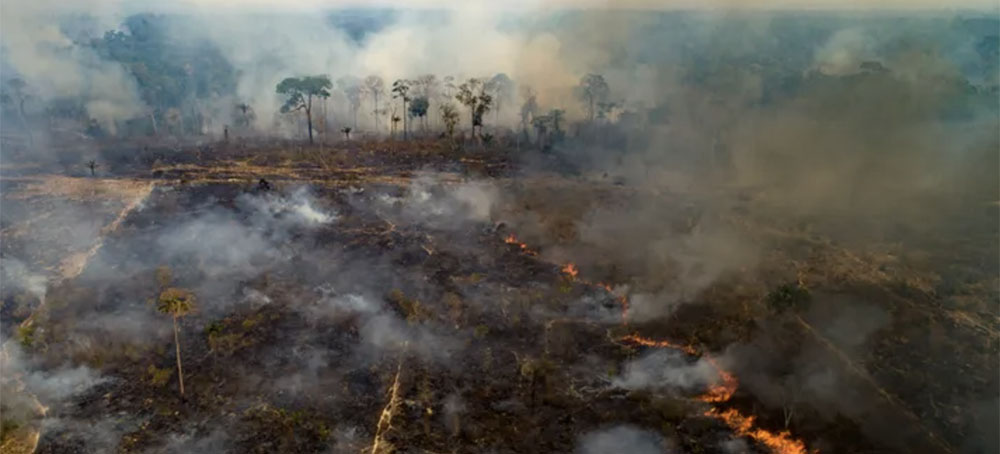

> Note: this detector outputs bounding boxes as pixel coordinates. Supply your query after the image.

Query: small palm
[158,288,195,317]
[156,287,195,397]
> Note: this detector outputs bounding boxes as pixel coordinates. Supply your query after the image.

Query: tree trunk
[306,95,314,144]
[149,112,158,135]
[373,94,380,133]
[173,315,185,397]
[18,100,33,146]
[403,100,407,140]
[306,109,312,145]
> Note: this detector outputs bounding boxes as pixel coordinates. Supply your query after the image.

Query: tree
[276,75,332,144]
[519,86,538,135]
[234,102,255,130]
[364,75,385,134]
[596,101,618,121]
[455,78,492,138]
[1,78,33,145]
[156,287,196,397]
[390,106,401,138]
[391,79,412,140]
[549,109,565,139]
[485,73,514,125]
[441,76,456,99]
[440,103,459,138]
[337,76,363,130]
[532,114,550,150]
[575,73,610,123]
[409,96,430,132]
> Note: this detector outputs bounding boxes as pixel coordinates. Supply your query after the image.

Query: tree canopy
[277,76,332,114]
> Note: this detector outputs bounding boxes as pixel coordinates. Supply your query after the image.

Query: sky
[157,0,999,11]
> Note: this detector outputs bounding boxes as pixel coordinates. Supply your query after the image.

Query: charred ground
[1,138,997,454]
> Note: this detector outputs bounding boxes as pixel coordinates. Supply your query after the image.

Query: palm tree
[157,288,196,397]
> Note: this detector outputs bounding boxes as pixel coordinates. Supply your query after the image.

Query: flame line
[508,237,812,454]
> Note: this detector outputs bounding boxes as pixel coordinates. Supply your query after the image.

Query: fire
[499,231,812,454]
[620,333,811,453]
[620,333,697,356]
[561,263,579,279]
[504,234,537,256]
[698,363,738,403]
[706,408,809,454]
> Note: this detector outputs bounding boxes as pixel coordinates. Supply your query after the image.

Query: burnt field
[1,141,996,454]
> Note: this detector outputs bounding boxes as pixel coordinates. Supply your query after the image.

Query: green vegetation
[276,76,333,144]
[146,365,173,387]
[16,324,37,348]
[155,287,196,397]
[766,282,812,313]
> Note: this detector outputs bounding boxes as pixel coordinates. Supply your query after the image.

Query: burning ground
[0,141,996,454]
[0,2,997,452]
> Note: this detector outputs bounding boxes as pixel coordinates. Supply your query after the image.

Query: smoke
[1,257,49,301]
[612,349,721,393]
[813,28,878,75]
[575,425,672,454]
[374,173,499,229]
[0,342,109,451]
[239,186,338,226]
[0,0,147,133]
[153,429,231,454]
[1,342,106,404]
[38,417,125,454]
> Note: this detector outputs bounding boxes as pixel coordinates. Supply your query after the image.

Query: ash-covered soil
[2,143,997,454]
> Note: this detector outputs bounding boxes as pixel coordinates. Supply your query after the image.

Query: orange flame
[562,263,579,279]
[698,362,738,403]
[499,231,811,454]
[504,234,537,256]
[705,408,809,454]
[620,333,698,356]
[620,334,810,453]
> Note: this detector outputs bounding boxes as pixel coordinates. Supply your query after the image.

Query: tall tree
[455,78,492,138]
[440,103,459,138]
[519,86,538,136]
[409,96,430,132]
[276,75,332,144]
[234,102,255,130]
[415,74,438,127]
[156,287,195,397]
[337,76,363,130]
[549,109,565,139]
[532,114,550,149]
[1,78,33,145]
[486,73,514,124]
[364,75,385,134]
[575,74,610,123]
[391,79,412,140]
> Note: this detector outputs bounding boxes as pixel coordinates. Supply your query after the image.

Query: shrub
[766,283,811,313]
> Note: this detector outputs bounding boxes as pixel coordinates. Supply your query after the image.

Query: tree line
[274,72,615,145]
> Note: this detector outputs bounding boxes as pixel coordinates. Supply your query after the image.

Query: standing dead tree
[365,75,386,135]
[391,79,412,140]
